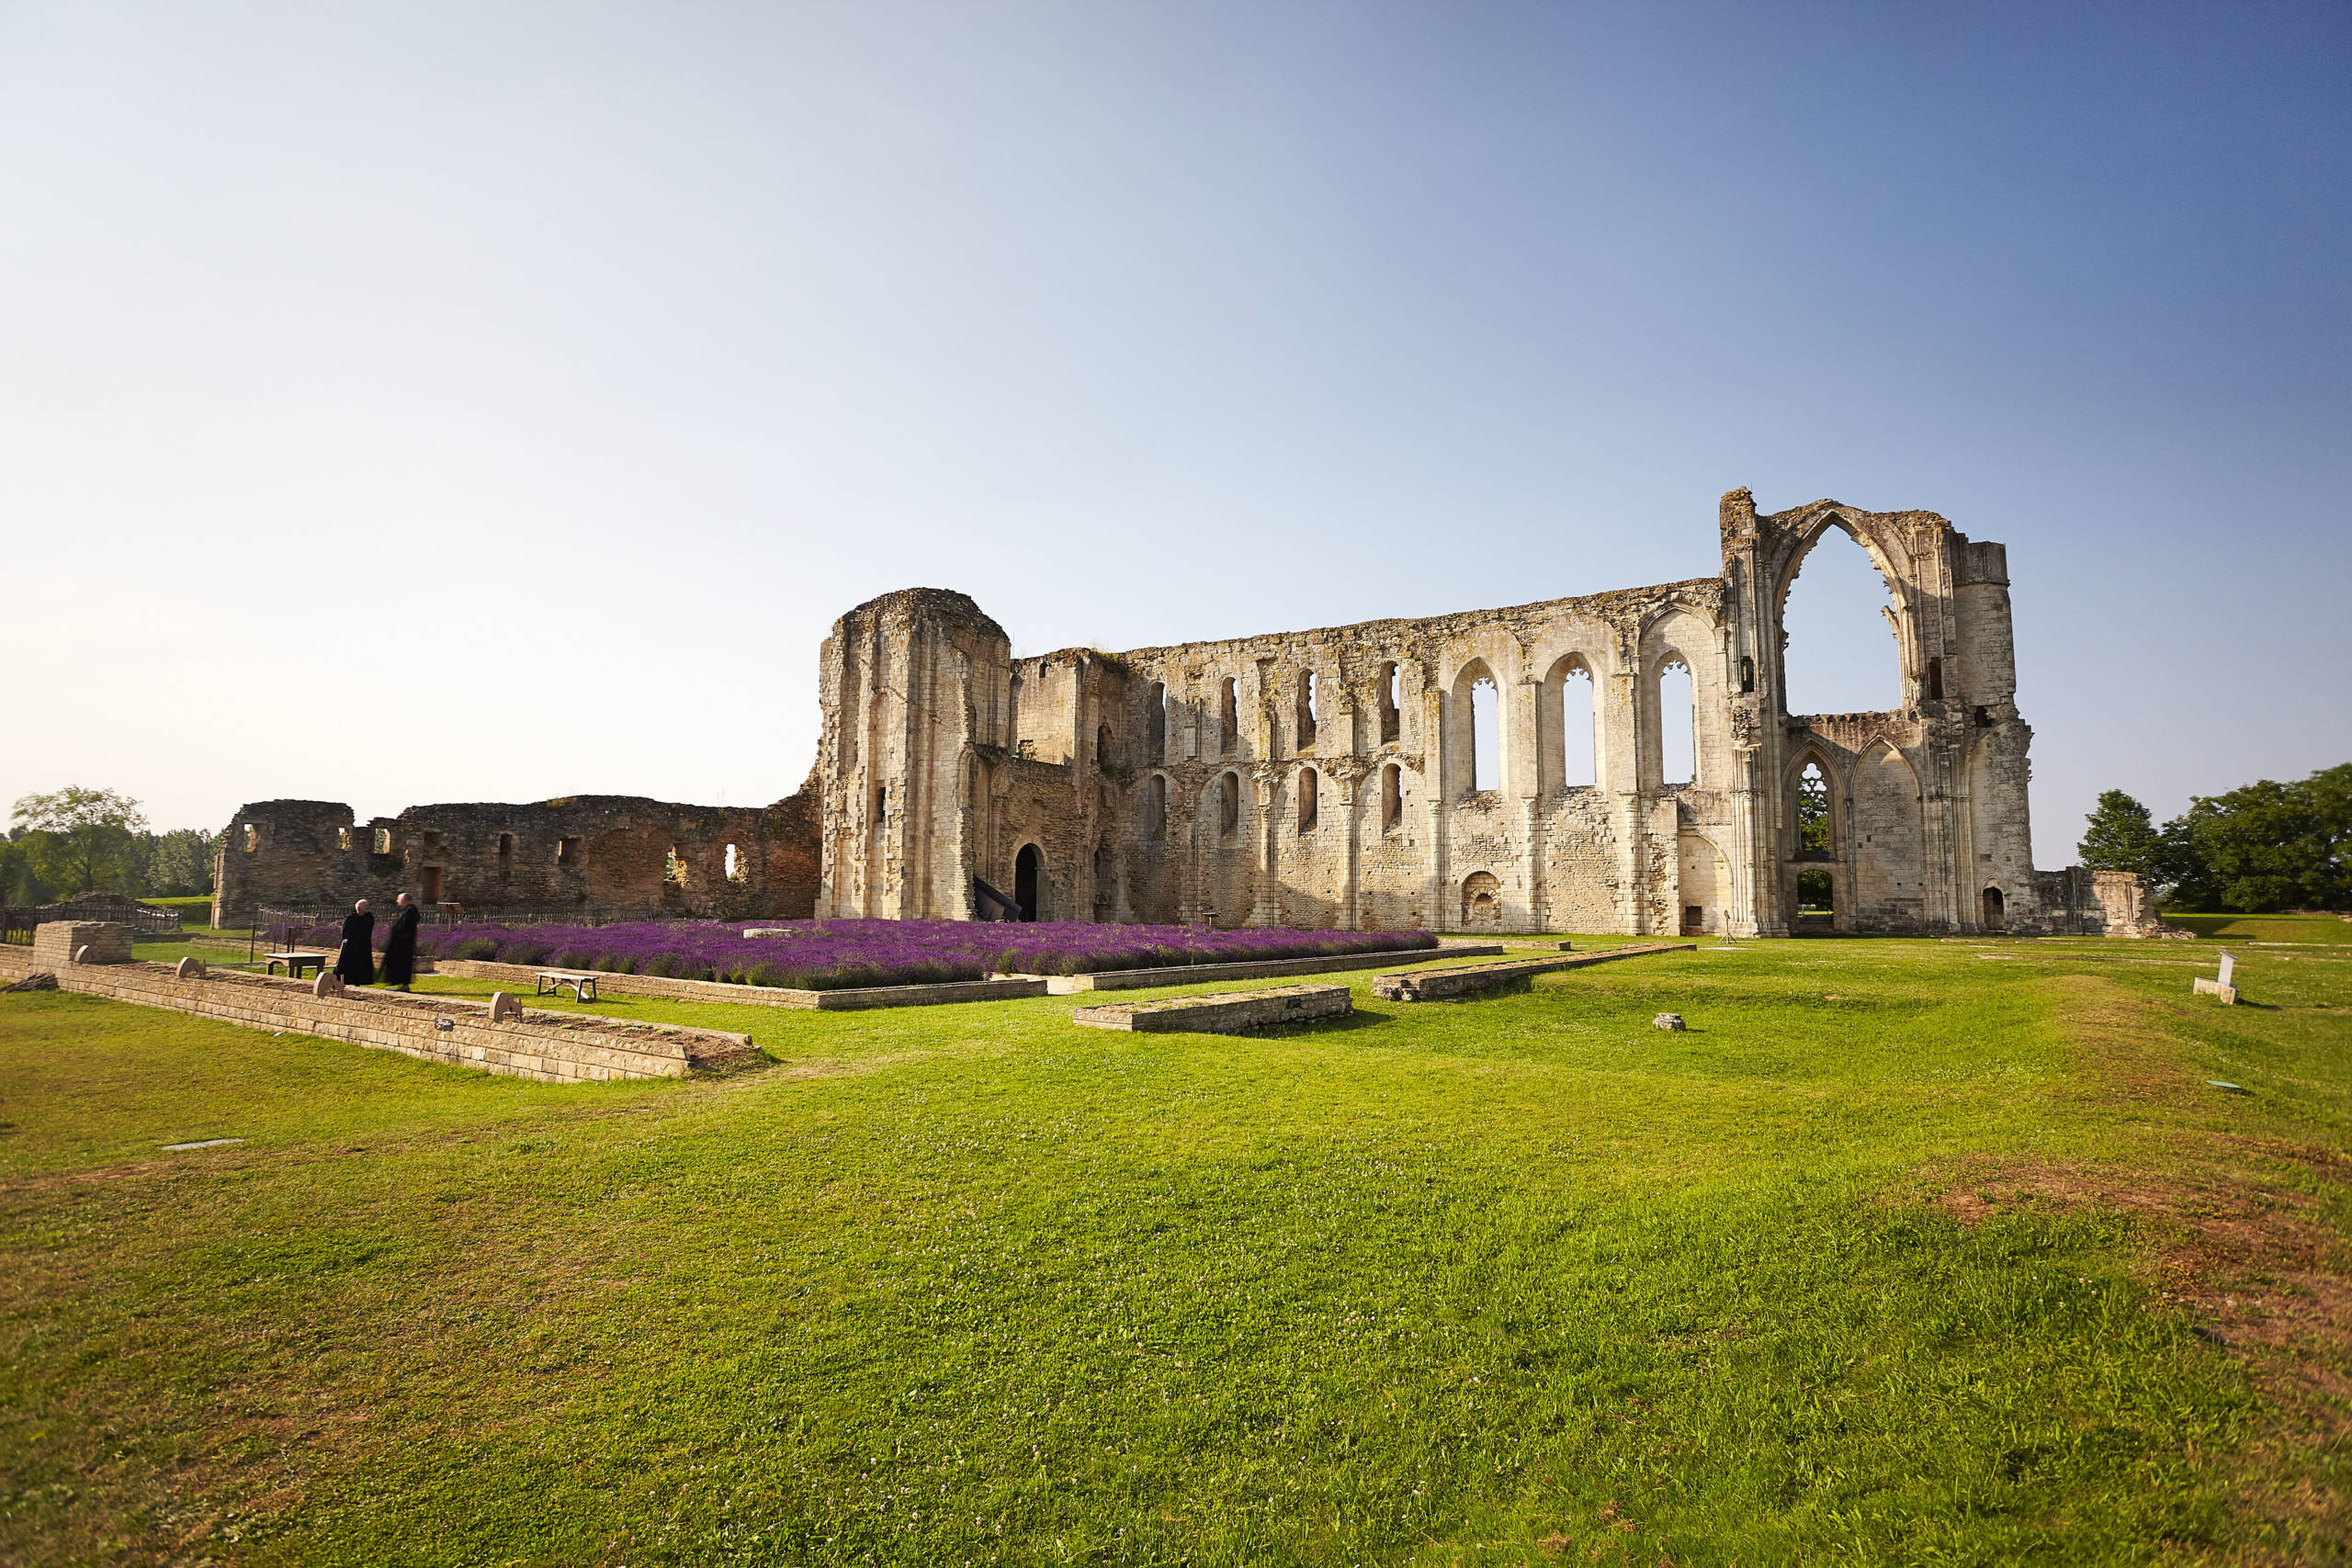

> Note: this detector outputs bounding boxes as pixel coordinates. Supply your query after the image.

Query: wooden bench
[265,950,332,980]
[536,970,601,1002]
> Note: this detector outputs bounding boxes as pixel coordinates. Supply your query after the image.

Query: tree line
[2078,762,2349,913]
[3,786,217,906]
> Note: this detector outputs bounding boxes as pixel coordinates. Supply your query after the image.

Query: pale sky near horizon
[6,2,2347,863]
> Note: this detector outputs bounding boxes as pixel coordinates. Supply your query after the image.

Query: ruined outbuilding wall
[213,783,820,926]
[819,489,2148,938]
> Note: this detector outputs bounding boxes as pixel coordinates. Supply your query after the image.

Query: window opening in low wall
[1794,761,1831,857]
[243,825,258,852]
[337,827,351,851]
[663,848,685,886]
[724,843,742,882]
[557,836,580,865]
[1296,768,1317,833]
[1382,763,1403,831]
[372,828,392,855]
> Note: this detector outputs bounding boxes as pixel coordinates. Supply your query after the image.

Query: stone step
[1070,984,1352,1034]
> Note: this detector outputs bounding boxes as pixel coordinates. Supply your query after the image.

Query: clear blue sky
[6,2,2346,864]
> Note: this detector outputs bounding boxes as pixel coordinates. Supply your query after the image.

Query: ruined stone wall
[213,784,820,927]
[816,489,2145,938]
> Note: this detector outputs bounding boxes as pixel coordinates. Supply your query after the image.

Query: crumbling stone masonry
[213,784,820,927]
[817,490,2162,937]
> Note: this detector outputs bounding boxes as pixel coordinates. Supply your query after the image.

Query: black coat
[334,910,377,986]
[381,904,421,984]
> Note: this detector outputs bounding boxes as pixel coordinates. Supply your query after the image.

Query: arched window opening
[1740,656,1756,694]
[1926,657,1944,701]
[1145,682,1166,763]
[1547,660,1596,788]
[1659,657,1695,785]
[1381,763,1403,831]
[1296,768,1317,833]
[1461,872,1500,928]
[1007,673,1022,749]
[663,847,686,886]
[1379,661,1400,744]
[555,835,578,864]
[1781,523,1901,715]
[1297,671,1318,750]
[1014,844,1042,922]
[375,828,394,856]
[1096,723,1113,768]
[1471,676,1498,793]
[1794,761,1832,858]
[724,843,742,882]
[1147,774,1168,841]
[1219,677,1238,756]
[243,824,259,852]
[1218,773,1239,838]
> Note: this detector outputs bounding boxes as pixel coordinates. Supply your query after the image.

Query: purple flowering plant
[290,918,1437,991]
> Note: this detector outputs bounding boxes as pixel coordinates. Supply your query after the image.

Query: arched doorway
[1981,886,2006,932]
[1014,844,1042,923]
[1461,871,1500,928]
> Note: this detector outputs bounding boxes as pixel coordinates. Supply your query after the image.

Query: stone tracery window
[1794,761,1831,858]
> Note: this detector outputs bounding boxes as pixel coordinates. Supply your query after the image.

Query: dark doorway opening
[1014,845,1042,922]
[1982,886,2006,932]
[1093,843,1114,921]
[422,866,443,904]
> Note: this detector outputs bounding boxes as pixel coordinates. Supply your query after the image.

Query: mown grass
[2159,911,2352,945]
[3,938,2347,1565]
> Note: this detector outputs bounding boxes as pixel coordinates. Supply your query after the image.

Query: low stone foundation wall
[433,959,1047,1010]
[32,921,133,967]
[1372,942,1695,1001]
[1070,984,1352,1034]
[0,943,756,1082]
[1040,944,1503,994]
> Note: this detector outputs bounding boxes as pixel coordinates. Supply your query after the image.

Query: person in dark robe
[380,891,422,991]
[334,898,377,986]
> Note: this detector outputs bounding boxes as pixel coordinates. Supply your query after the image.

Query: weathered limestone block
[1371,942,1694,1001]
[32,922,132,967]
[1070,984,1351,1033]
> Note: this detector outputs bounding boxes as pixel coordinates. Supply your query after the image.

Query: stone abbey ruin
[219,488,2159,938]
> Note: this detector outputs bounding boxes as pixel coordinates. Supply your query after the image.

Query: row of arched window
[1131,661,1408,767]
[1136,762,1412,840]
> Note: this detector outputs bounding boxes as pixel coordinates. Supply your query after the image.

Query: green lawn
[3,938,2347,1564]
[2159,911,2352,945]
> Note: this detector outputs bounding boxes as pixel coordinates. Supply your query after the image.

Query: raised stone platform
[1371,942,1696,1001]
[1070,984,1352,1034]
[434,958,1046,1010]
[1037,944,1501,994]
[0,940,756,1082]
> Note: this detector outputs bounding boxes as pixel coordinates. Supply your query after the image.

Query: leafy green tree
[2157,763,2349,912]
[0,832,51,905]
[2077,790,2163,877]
[10,786,147,897]
[139,828,220,897]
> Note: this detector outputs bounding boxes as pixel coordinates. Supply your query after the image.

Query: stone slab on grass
[1372,942,1696,1001]
[1071,984,1352,1034]
[435,958,1046,1010]
[1038,944,1502,994]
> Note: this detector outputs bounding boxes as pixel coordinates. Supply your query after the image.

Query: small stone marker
[311,969,344,998]
[175,955,206,980]
[490,991,522,1022]
[161,1137,244,1151]
[1653,1012,1686,1032]
[2192,952,2238,1005]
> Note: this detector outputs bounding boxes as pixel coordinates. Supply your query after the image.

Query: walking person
[334,898,377,987]
[381,891,422,991]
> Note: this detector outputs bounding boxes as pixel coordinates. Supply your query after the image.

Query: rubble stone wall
[818,489,2154,937]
